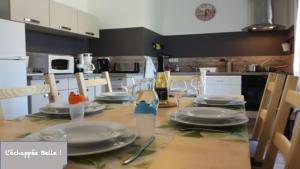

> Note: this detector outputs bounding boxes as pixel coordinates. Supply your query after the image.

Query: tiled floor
[247,117,285,169]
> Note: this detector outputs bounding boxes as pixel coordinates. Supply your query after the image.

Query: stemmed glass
[169,80,187,113]
[191,74,206,97]
[121,77,136,96]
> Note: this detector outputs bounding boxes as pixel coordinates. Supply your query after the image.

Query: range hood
[242,0,285,32]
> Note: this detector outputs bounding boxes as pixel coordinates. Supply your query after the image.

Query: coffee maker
[94,57,111,73]
[75,53,95,74]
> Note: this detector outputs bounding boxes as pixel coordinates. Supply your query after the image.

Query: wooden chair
[250,73,286,164]
[44,74,59,103]
[0,84,50,120]
[75,72,112,99]
[262,75,299,169]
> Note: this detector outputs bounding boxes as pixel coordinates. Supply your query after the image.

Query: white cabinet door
[86,87,95,101]
[58,90,69,103]
[29,80,49,114]
[50,1,78,33]
[94,77,103,96]
[10,0,50,27]
[68,78,78,90]
[30,94,50,114]
[205,76,241,95]
[78,11,99,38]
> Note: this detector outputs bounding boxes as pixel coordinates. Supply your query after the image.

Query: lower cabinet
[28,75,103,114]
[205,76,242,95]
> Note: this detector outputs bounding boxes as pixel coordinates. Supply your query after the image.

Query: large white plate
[179,107,240,120]
[170,112,249,127]
[67,130,136,156]
[23,121,134,145]
[40,102,106,115]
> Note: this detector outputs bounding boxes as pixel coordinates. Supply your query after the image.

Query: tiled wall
[166,55,293,73]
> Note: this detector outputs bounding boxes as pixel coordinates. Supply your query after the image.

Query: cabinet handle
[59,26,72,31]
[85,32,95,36]
[24,18,40,24]
[43,94,49,98]
[56,80,60,84]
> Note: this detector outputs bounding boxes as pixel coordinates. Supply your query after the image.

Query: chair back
[251,73,286,162]
[263,75,300,169]
[0,84,50,119]
[75,71,112,98]
[44,74,59,103]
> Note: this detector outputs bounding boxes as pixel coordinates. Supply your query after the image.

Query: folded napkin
[144,56,156,79]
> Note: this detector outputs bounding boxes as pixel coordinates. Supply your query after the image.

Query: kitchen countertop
[171,72,270,76]
[27,72,144,80]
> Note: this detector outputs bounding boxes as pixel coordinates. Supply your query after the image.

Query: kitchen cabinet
[10,0,50,27]
[205,76,242,95]
[78,11,100,38]
[28,75,103,114]
[50,1,78,33]
[0,0,100,38]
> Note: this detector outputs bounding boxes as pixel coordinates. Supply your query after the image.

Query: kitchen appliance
[247,64,266,72]
[0,19,28,119]
[242,75,268,110]
[113,62,140,73]
[94,57,110,73]
[76,53,95,74]
[242,0,285,31]
[28,53,74,74]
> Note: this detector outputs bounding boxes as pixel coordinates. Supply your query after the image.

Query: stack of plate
[40,102,106,116]
[95,92,135,103]
[22,121,137,156]
[170,107,248,127]
[193,95,246,108]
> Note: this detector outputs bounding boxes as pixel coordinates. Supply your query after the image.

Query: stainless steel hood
[242,0,285,32]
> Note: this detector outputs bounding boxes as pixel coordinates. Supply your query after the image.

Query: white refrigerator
[0,19,28,119]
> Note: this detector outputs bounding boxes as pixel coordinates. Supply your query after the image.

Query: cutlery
[123,136,155,165]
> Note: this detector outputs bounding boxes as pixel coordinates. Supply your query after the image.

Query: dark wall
[90,28,145,56]
[26,30,90,55]
[26,27,289,57]
[142,28,163,56]
[163,31,289,57]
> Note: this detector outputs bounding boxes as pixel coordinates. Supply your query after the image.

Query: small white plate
[40,103,106,115]
[179,107,240,120]
[170,112,249,127]
[196,95,241,105]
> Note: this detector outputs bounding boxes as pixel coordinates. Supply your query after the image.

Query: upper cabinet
[10,0,50,27]
[78,11,100,38]
[0,0,100,38]
[50,1,77,33]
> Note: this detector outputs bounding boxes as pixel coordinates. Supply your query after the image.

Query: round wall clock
[195,3,216,21]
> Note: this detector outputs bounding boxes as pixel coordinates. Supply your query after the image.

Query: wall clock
[195,3,216,21]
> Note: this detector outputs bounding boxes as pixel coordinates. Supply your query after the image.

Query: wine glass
[121,77,136,96]
[169,80,187,113]
[191,75,205,97]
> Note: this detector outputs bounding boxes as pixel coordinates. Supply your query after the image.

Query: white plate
[197,95,240,104]
[67,130,136,156]
[40,103,106,115]
[47,102,101,110]
[170,112,249,127]
[99,92,132,100]
[95,95,135,102]
[23,121,132,147]
[179,107,240,120]
[193,98,246,106]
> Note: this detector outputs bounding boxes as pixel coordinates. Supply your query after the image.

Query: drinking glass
[191,71,206,96]
[169,80,187,112]
[121,77,136,96]
[69,103,84,121]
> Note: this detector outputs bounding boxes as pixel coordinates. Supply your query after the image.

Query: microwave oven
[28,53,74,74]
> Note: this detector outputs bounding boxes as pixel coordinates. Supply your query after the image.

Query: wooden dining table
[0,92,251,169]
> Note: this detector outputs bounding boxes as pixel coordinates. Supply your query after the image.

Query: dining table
[0,91,251,169]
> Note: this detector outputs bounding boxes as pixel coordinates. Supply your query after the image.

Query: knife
[123,136,155,165]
